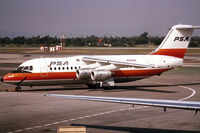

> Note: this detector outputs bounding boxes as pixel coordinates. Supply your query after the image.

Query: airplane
[1,24,200,91]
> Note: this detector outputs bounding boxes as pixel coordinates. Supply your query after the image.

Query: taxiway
[0,52,200,133]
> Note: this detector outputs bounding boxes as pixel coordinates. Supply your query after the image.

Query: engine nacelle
[91,70,112,81]
[76,70,92,79]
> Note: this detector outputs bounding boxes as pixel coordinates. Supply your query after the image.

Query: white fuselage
[2,54,183,86]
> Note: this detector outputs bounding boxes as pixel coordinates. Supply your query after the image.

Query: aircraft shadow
[104,82,200,92]
[21,82,200,93]
[71,123,199,133]
[21,85,174,93]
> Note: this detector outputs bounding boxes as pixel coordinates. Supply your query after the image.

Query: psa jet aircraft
[1,24,200,92]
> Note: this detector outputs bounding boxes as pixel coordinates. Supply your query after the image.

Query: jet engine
[76,70,92,79]
[91,70,112,81]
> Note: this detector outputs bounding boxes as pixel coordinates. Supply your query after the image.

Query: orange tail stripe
[151,49,187,58]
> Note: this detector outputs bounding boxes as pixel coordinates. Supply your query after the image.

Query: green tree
[135,32,149,44]
[13,36,26,46]
[0,37,12,46]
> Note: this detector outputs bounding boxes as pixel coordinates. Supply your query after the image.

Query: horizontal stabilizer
[176,25,200,30]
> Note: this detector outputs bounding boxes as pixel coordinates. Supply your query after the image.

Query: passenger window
[71,67,73,70]
[50,67,52,70]
[54,67,56,70]
[58,67,61,70]
[66,67,69,70]
[63,67,65,70]
[75,67,77,69]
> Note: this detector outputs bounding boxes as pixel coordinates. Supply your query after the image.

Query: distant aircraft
[1,24,200,91]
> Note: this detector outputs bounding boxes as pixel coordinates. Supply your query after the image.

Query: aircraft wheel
[87,83,100,89]
[103,86,111,90]
[15,86,21,92]
[96,82,101,88]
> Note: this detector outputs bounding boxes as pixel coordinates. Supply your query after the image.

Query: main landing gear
[15,86,21,92]
[87,81,112,89]
[87,83,100,89]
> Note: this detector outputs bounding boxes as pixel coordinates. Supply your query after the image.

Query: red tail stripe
[151,49,187,58]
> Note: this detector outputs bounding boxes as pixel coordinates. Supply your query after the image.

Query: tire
[87,83,100,89]
[15,86,21,92]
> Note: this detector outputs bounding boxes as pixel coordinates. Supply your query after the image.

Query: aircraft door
[147,58,154,76]
[40,59,48,77]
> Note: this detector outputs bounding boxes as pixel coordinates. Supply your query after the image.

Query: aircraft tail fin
[151,24,200,58]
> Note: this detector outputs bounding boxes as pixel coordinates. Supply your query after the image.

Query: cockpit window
[30,66,33,71]
[17,66,24,70]
[12,66,33,73]
[24,66,29,70]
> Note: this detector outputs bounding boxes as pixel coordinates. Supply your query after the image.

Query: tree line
[0,32,200,47]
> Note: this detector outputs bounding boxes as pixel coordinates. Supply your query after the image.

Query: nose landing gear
[15,76,27,92]
[15,86,21,92]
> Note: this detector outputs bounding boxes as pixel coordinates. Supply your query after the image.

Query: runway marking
[0,88,15,91]
[7,106,147,133]
[7,81,197,133]
[178,86,196,101]
[141,81,196,101]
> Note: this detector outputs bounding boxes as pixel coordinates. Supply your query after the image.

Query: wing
[82,57,154,68]
[45,94,200,114]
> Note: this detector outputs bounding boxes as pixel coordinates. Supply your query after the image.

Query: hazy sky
[0,0,200,37]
